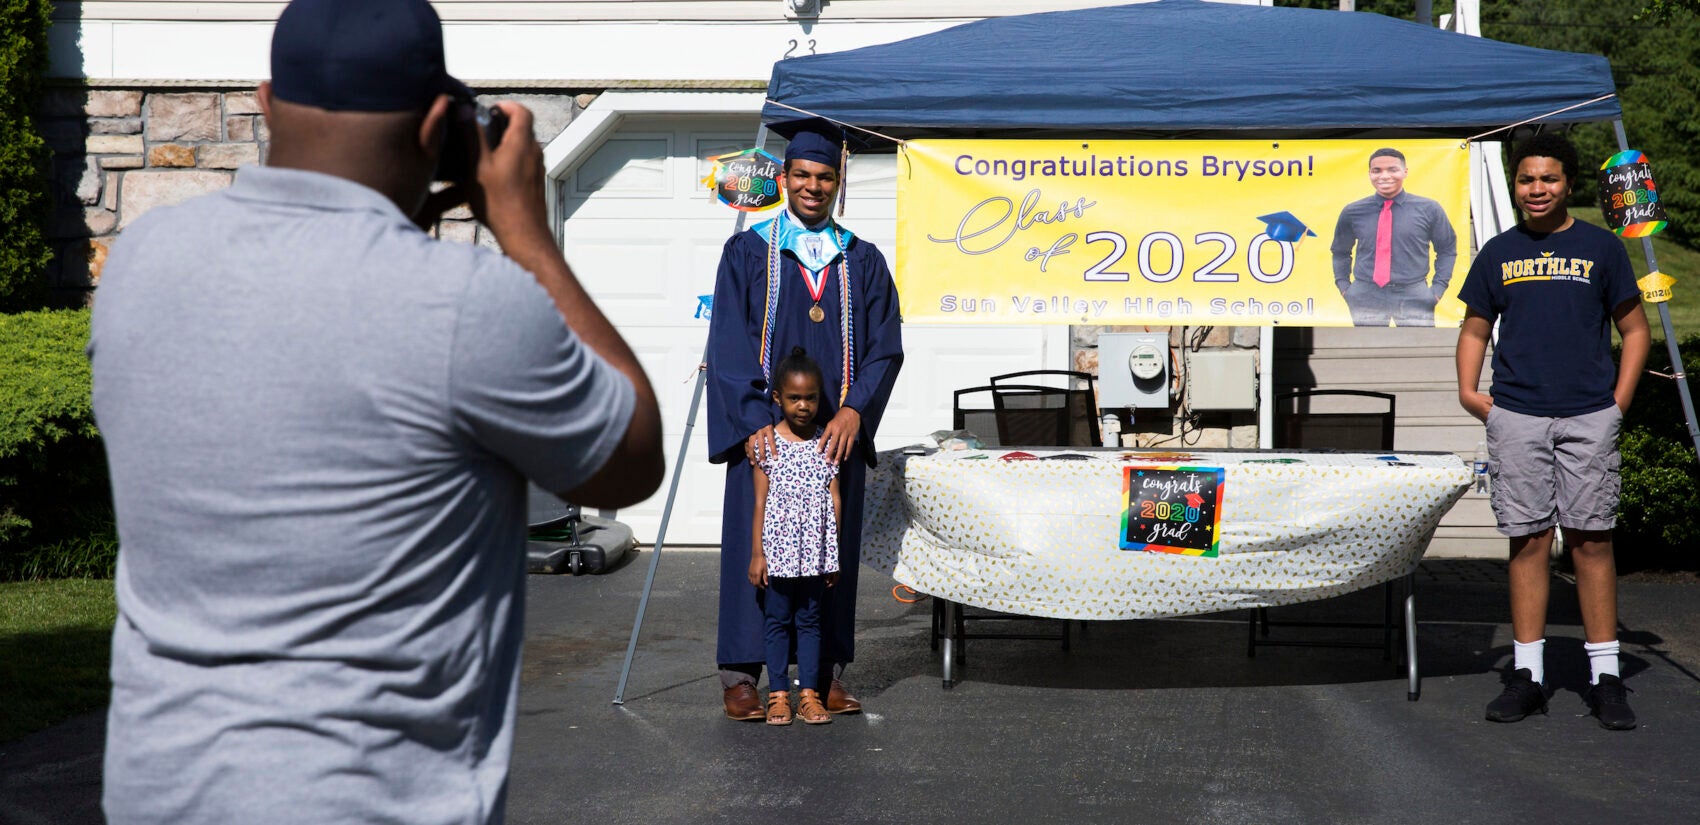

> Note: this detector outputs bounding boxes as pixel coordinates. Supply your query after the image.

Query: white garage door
[558,114,1065,544]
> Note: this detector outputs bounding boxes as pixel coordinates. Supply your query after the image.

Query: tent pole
[1258,327,1273,449]
[1611,119,1700,460]
[615,123,771,704]
[611,344,708,706]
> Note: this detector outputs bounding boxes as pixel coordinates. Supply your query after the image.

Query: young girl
[749,347,842,726]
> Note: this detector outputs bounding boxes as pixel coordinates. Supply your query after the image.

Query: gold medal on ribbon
[798,263,830,324]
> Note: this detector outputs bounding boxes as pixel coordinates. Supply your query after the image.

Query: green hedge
[1617,333,1700,570]
[0,308,114,579]
[0,0,55,311]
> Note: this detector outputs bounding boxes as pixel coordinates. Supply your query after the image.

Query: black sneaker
[1585,674,1637,730]
[1485,668,1548,722]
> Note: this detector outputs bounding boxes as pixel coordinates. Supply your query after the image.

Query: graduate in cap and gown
[705,121,904,720]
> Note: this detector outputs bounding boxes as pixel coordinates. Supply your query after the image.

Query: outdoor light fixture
[785,0,822,19]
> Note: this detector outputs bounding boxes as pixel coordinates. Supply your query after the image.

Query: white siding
[57,1,1248,24]
[1274,326,1500,558]
[49,1,1267,81]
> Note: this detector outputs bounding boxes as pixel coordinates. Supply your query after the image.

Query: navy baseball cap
[270,0,471,112]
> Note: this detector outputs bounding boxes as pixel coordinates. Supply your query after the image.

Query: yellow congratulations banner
[896,139,1473,327]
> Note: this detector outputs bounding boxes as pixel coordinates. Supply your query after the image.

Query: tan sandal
[765,692,793,726]
[797,689,832,725]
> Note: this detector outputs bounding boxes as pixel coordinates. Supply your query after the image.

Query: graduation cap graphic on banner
[1256,211,1318,243]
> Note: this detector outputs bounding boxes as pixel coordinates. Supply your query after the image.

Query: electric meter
[1129,344,1165,381]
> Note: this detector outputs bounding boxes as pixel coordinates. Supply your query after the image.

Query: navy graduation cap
[1256,211,1317,242]
[783,119,846,169]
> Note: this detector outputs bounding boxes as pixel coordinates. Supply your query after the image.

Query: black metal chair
[951,384,1074,447]
[933,382,1085,683]
[1253,389,1421,699]
[1273,389,1396,454]
[989,369,1101,447]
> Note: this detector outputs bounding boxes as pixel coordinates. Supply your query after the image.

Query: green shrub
[1622,334,1700,443]
[0,308,112,579]
[1616,334,1700,569]
[0,0,55,311]
[1617,428,1700,552]
[7,529,117,580]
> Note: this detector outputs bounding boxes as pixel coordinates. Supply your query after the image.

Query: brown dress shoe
[825,680,862,715]
[723,684,764,721]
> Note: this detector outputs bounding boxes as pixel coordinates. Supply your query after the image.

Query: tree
[1483,0,1700,247]
[1639,0,1700,20]
[1278,1,1457,19]
[0,0,54,311]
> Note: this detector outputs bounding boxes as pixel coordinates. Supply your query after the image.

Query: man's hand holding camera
[460,102,551,249]
[415,99,541,245]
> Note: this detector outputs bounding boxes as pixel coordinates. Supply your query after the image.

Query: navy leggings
[762,575,827,694]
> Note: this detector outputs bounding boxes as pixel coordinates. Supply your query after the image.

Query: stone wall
[40,90,261,298]
[38,87,583,299]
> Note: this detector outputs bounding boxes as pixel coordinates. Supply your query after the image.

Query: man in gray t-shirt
[1331,147,1459,327]
[88,2,662,822]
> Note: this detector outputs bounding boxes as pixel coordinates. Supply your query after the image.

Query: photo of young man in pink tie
[1331,147,1459,327]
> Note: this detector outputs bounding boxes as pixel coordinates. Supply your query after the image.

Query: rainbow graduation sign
[1598,150,1668,238]
[1119,465,1226,558]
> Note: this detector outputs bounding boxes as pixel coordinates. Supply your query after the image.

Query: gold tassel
[837,139,848,217]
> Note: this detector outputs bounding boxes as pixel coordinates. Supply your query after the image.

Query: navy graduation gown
[706,223,904,668]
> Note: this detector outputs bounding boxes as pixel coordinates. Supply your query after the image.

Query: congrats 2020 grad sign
[897,139,1472,327]
[1120,465,1225,558]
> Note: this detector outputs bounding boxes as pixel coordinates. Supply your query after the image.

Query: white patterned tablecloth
[862,448,1472,620]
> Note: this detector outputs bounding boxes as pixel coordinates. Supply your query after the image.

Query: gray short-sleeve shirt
[90,166,634,824]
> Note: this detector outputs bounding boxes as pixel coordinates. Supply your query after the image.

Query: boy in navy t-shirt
[1455,133,1650,730]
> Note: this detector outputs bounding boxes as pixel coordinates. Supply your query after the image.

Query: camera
[435,96,510,181]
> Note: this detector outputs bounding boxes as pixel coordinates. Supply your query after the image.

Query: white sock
[1585,640,1621,684]
[1513,639,1545,684]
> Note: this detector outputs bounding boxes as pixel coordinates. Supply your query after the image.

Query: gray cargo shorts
[1484,404,1622,537]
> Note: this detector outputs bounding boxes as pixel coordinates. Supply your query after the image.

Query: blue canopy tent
[761,0,1620,137]
[615,0,1694,704]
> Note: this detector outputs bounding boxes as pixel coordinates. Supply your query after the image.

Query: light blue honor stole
[752,210,857,404]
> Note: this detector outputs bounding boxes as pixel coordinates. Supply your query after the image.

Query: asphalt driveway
[4,553,1697,825]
